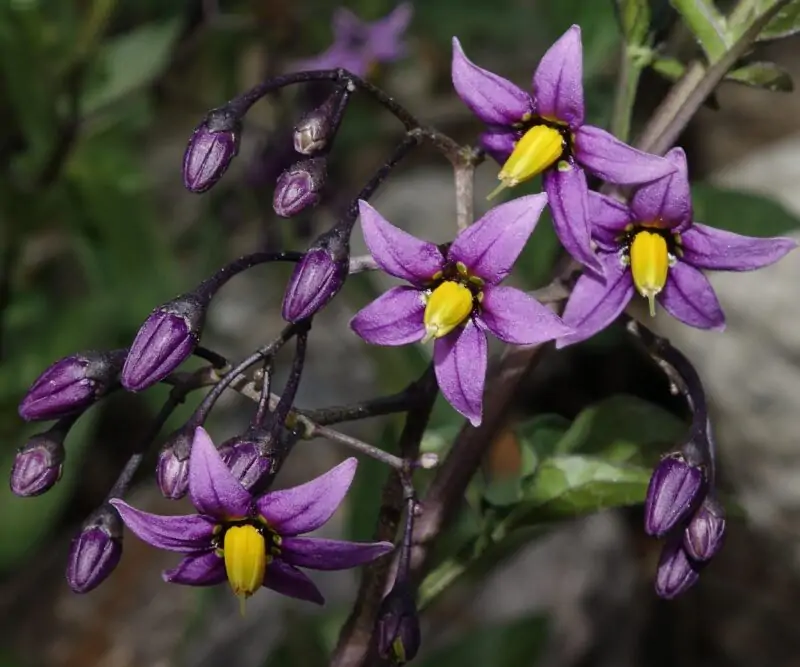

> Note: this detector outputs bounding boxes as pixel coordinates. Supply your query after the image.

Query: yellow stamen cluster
[223,524,267,614]
[630,231,669,316]
[488,125,565,200]
[422,281,473,342]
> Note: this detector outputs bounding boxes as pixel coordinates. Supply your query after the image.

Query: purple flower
[452,26,677,271]
[110,427,393,606]
[349,198,572,426]
[291,4,413,78]
[558,148,797,345]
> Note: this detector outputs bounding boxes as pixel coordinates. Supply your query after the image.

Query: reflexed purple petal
[264,558,325,605]
[281,537,394,570]
[479,128,517,164]
[589,192,632,250]
[659,262,725,330]
[681,224,797,271]
[556,253,634,348]
[369,3,413,61]
[109,499,214,552]
[533,25,584,128]
[358,200,444,285]
[574,125,677,185]
[544,161,602,272]
[434,320,487,427]
[448,194,548,284]
[332,7,363,41]
[188,427,252,519]
[451,37,533,126]
[257,458,357,536]
[630,147,692,227]
[163,551,226,586]
[350,287,426,346]
[477,285,572,344]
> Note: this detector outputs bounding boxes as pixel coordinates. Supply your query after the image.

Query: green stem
[610,46,645,143]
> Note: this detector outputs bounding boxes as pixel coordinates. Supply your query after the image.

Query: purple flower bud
[273,158,326,218]
[644,453,707,537]
[66,504,123,593]
[19,350,126,421]
[122,293,208,392]
[10,419,73,496]
[377,581,421,665]
[183,107,241,193]
[156,424,195,500]
[293,88,348,155]
[282,228,349,322]
[218,431,278,492]
[655,539,701,599]
[684,496,726,562]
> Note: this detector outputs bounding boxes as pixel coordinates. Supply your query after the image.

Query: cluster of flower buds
[645,440,726,598]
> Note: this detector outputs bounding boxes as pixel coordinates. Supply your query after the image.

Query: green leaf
[726,61,794,91]
[616,0,652,45]
[503,455,652,527]
[554,394,686,461]
[81,19,180,114]
[669,0,729,62]
[758,0,800,41]
[416,613,548,667]
[691,184,800,236]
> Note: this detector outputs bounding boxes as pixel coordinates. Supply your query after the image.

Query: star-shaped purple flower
[558,147,797,346]
[350,197,572,426]
[291,4,412,78]
[451,25,677,271]
[110,427,393,606]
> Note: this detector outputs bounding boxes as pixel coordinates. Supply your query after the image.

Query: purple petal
[574,126,677,186]
[659,262,725,330]
[292,46,370,78]
[257,458,357,536]
[589,192,633,250]
[544,161,602,272]
[350,286,426,346]
[451,37,533,126]
[332,7,363,41]
[358,200,444,285]
[264,558,325,605]
[533,25,584,128]
[434,320,487,427]
[630,147,692,228]
[477,285,572,344]
[556,253,635,347]
[163,551,226,586]
[188,426,252,520]
[448,194,548,284]
[479,128,518,164]
[281,537,394,570]
[109,499,214,552]
[368,3,413,61]
[681,223,797,271]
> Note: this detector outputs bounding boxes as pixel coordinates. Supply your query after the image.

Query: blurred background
[2,0,800,666]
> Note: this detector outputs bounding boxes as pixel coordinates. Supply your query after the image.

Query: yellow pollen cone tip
[423,282,473,340]
[224,524,267,602]
[487,179,510,201]
[498,125,564,189]
[630,231,668,313]
[647,293,657,317]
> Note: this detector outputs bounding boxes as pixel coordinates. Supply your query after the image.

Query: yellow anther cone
[488,125,564,200]
[224,525,267,609]
[423,281,473,342]
[630,231,669,316]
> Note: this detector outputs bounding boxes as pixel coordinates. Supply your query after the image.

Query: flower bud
[654,539,700,599]
[218,430,279,492]
[183,107,241,193]
[273,158,326,218]
[293,88,348,155]
[122,293,208,391]
[10,422,70,497]
[644,452,707,537]
[19,350,126,421]
[66,504,123,593]
[282,227,349,322]
[156,423,195,500]
[377,581,421,665]
[684,496,726,562]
